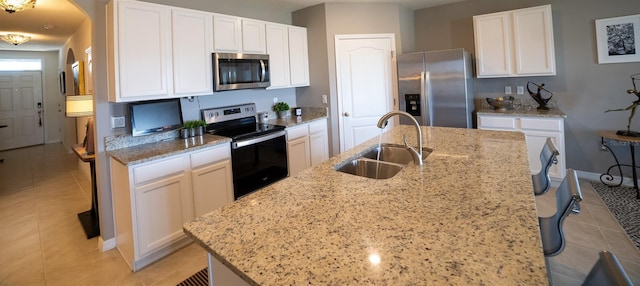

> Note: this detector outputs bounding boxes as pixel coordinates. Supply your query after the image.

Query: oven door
[230,131,288,199]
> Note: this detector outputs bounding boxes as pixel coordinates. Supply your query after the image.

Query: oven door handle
[232,130,286,149]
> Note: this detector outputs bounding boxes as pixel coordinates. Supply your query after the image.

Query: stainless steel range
[202,103,288,199]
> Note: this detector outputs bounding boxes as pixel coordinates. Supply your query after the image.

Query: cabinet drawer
[520,118,562,131]
[190,145,230,169]
[286,124,309,140]
[308,120,326,134]
[478,116,516,129]
[134,156,186,185]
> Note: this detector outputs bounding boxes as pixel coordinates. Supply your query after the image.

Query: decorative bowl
[486,96,514,110]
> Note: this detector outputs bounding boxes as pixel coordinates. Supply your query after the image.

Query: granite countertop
[183,125,548,285]
[477,107,567,118]
[107,134,231,166]
[267,107,328,128]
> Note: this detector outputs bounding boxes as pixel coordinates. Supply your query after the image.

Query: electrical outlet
[111,116,125,129]
[504,86,512,95]
[322,94,327,104]
[517,86,524,95]
[273,97,278,103]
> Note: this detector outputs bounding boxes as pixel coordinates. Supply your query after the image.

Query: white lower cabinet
[110,143,232,271]
[286,119,329,176]
[477,114,566,181]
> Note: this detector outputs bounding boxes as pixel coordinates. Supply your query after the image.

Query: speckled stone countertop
[267,106,328,127]
[477,107,566,118]
[107,134,231,165]
[183,126,548,285]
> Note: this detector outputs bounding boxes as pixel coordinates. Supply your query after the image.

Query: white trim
[99,236,117,252]
[575,170,636,188]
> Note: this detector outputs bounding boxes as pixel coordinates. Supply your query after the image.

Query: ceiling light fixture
[1,34,31,45]
[0,0,36,14]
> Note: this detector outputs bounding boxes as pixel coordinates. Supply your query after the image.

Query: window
[0,59,42,71]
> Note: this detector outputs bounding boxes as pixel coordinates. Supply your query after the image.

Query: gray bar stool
[583,251,633,286]
[532,137,559,196]
[538,168,582,256]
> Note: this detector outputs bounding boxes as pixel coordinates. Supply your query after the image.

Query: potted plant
[182,120,197,138]
[273,102,290,119]
[194,120,206,136]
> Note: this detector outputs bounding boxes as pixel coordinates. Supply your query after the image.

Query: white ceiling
[0,0,466,51]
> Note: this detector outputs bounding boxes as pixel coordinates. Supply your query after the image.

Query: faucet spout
[377,111,423,165]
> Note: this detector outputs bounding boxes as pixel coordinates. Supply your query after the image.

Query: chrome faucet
[377,111,423,165]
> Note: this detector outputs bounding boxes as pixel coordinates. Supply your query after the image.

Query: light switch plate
[517,86,524,95]
[111,116,125,129]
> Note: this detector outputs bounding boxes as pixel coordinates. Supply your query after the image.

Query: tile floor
[0,143,639,285]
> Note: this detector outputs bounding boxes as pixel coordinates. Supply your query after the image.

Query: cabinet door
[288,26,310,87]
[134,172,191,257]
[115,1,172,100]
[242,19,266,54]
[213,14,242,52]
[309,131,329,167]
[172,8,213,96]
[266,23,291,88]
[192,160,233,217]
[512,5,555,75]
[473,12,512,77]
[287,136,310,177]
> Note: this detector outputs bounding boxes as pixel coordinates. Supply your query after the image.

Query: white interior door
[0,71,44,150]
[335,34,396,152]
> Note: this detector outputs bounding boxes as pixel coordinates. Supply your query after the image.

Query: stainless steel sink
[360,143,431,166]
[335,158,404,179]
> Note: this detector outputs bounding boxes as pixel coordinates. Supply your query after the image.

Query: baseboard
[99,236,116,252]
[575,170,635,188]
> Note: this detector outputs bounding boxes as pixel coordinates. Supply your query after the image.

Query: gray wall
[293,3,414,155]
[414,0,640,176]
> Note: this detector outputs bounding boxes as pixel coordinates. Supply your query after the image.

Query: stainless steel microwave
[212,53,270,91]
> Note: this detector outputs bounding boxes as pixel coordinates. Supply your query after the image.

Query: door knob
[343,112,349,117]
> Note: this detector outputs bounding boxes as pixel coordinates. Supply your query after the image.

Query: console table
[599,131,640,199]
[72,144,100,238]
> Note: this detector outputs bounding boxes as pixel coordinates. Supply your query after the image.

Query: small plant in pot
[194,120,206,136]
[273,102,290,119]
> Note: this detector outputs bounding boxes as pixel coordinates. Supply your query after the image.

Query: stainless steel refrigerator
[397,49,474,128]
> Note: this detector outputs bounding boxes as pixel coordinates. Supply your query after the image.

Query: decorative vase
[180,128,189,139]
[277,111,288,119]
[188,127,196,137]
[195,126,204,136]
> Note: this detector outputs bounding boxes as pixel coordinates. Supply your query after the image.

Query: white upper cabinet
[288,26,310,87]
[213,14,242,52]
[171,8,213,96]
[242,19,266,54]
[266,24,310,89]
[473,5,555,78]
[108,0,173,102]
[266,23,291,89]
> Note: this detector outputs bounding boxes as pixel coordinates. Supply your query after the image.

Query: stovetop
[202,103,284,141]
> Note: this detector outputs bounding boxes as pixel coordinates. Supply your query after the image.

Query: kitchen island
[183,125,548,285]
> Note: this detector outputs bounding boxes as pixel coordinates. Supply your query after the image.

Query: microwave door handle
[260,60,266,82]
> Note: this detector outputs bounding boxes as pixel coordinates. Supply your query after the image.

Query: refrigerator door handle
[422,71,432,126]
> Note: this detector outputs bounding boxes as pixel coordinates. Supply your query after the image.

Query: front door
[335,34,396,152]
[0,71,44,150]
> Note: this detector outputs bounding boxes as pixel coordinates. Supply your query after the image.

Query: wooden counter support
[72,144,100,239]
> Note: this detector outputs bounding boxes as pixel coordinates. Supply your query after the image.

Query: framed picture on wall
[71,61,85,95]
[595,14,640,64]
